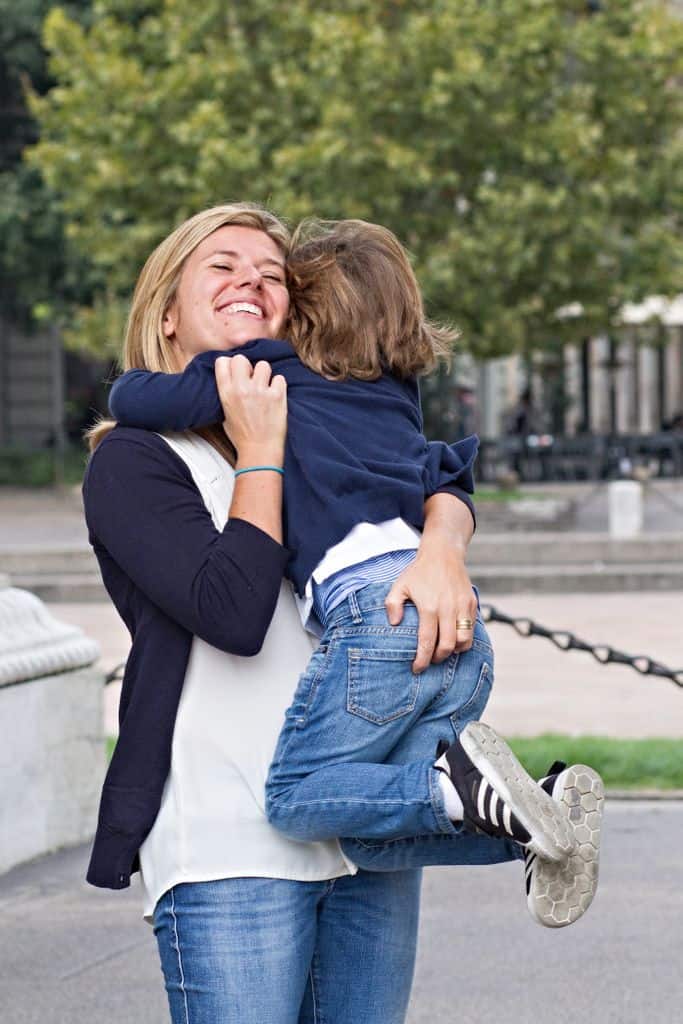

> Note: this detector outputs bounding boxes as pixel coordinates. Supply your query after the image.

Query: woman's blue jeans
[266,583,521,870]
[153,869,422,1024]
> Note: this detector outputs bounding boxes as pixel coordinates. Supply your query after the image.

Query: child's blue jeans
[266,582,521,869]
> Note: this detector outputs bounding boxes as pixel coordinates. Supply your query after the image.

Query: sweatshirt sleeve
[399,377,477,527]
[108,341,290,430]
[108,352,225,430]
[83,431,289,655]
[424,435,479,495]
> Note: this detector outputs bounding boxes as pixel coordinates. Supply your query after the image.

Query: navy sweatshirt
[109,339,478,595]
[83,428,289,889]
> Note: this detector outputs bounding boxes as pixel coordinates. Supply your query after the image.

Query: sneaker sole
[460,722,576,862]
[527,765,604,928]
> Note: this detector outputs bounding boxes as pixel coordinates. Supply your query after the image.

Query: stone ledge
[0,585,100,686]
[0,579,104,873]
[0,666,105,874]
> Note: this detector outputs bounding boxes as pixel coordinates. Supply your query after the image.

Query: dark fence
[478,432,683,483]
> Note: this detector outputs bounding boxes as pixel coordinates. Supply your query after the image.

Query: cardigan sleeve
[83,430,289,655]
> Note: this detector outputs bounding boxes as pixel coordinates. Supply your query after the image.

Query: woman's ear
[162,302,177,339]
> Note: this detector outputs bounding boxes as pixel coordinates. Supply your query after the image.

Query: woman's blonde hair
[87,202,290,451]
[287,219,457,381]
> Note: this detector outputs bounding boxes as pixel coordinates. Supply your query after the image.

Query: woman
[84,202,487,1024]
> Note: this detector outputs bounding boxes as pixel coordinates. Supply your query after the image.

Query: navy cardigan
[109,339,478,595]
[83,428,289,889]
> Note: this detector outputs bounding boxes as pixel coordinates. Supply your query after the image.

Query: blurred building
[459,299,683,440]
[0,317,57,449]
[0,316,111,450]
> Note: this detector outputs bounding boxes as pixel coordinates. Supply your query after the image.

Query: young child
[109,219,603,928]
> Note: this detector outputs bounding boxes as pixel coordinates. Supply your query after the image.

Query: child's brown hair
[287,219,457,381]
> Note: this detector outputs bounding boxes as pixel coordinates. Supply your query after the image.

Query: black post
[580,337,591,432]
[607,335,618,435]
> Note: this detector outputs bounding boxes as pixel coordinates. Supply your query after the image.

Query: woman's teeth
[224,302,263,317]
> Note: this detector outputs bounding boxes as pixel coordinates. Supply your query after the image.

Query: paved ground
[1,477,682,544]
[1,802,680,1024]
[50,589,683,738]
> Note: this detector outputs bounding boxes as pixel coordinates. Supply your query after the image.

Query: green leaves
[27,0,683,358]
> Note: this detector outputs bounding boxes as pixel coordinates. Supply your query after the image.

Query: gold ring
[455,618,474,630]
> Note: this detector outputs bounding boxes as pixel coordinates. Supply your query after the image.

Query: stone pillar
[664,328,682,424]
[0,576,103,874]
[564,344,582,435]
[638,345,658,433]
[590,335,611,433]
[608,481,643,538]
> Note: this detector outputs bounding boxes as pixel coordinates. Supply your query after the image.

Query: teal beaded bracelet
[234,465,284,478]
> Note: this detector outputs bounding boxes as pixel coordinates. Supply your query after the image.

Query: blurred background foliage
[0,0,94,327]
[4,0,683,361]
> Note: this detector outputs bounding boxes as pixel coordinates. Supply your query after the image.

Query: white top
[138,433,355,920]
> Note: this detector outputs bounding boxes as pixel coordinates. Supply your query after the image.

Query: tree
[0,0,92,325]
[29,0,683,359]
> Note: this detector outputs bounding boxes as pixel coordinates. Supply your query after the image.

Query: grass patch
[0,446,87,487]
[106,733,682,789]
[475,488,553,503]
[509,734,683,790]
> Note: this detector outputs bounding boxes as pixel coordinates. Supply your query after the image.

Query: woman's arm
[85,433,288,655]
[385,491,478,673]
[87,357,288,655]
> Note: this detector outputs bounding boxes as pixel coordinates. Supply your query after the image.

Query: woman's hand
[217,355,288,545]
[216,355,287,466]
[385,493,477,673]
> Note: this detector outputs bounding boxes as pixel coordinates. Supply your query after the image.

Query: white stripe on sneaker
[477,778,489,821]
[503,803,513,836]
[489,791,500,828]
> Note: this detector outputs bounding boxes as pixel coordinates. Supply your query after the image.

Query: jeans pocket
[347,646,420,725]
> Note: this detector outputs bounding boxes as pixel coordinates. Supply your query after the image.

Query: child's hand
[215,355,287,466]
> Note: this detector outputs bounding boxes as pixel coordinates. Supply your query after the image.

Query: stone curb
[605,789,683,800]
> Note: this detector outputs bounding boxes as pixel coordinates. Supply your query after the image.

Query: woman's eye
[212,264,233,272]
[264,274,284,283]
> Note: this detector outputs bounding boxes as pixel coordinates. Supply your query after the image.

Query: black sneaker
[525,761,604,928]
[435,722,576,862]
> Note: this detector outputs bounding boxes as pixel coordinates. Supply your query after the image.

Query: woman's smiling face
[163,224,289,367]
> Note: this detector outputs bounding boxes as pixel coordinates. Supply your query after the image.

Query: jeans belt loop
[348,589,363,624]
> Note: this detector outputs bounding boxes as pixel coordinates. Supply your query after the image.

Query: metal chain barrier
[481,603,683,689]
[105,663,125,685]
[105,605,683,689]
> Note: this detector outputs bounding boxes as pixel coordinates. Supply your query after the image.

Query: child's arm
[109,339,291,430]
[109,351,226,430]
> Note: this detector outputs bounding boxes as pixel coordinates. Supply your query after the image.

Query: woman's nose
[235,265,263,289]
